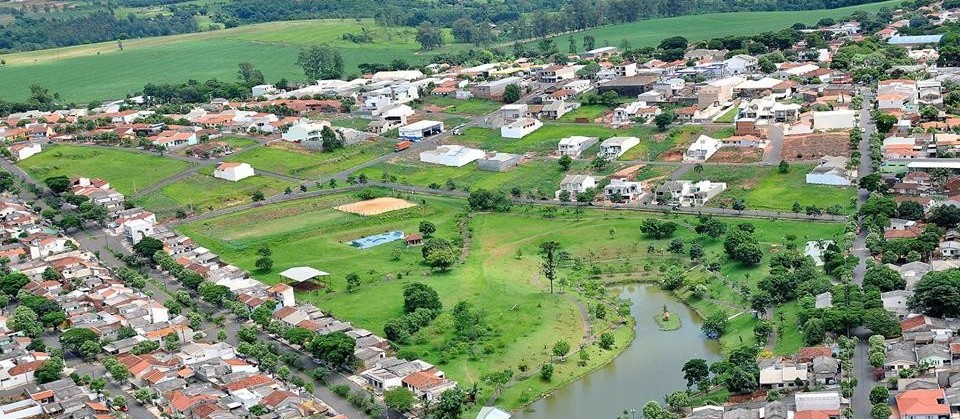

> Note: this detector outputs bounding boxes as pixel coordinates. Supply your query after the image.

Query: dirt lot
[780,132,850,161]
[708,147,763,163]
[335,197,417,216]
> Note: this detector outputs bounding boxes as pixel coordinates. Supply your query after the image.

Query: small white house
[419,145,485,167]
[806,156,853,186]
[557,175,596,199]
[500,118,543,139]
[812,110,857,131]
[557,136,598,157]
[282,121,330,142]
[123,219,155,244]
[214,162,256,182]
[8,143,40,161]
[684,135,722,162]
[251,84,277,97]
[940,241,960,258]
[599,137,640,159]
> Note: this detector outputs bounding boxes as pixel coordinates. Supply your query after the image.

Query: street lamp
[630,408,637,419]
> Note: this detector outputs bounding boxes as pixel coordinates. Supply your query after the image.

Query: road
[851,87,876,418]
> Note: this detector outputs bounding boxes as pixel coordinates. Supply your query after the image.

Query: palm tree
[693,163,704,181]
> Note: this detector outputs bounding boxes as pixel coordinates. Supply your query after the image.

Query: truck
[394,140,412,152]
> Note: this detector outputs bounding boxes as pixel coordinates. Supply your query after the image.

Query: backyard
[18,144,191,195]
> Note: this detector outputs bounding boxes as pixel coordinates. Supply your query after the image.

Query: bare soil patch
[335,197,417,216]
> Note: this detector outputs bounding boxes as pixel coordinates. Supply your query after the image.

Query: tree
[863,264,906,292]
[682,358,710,389]
[552,340,570,360]
[130,340,160,355]
[432,388,465,419]
[345,273,361,292]
[9,306,42,338]
[296,44,343,81]
[693,163,704,181]
[641,219,677,239]
[583,35,596,51]
[540,241,560,294]
[873,112,897,133]
[418,221,436,238]
[871,404,891,419]
[870,385,890,405]
[665,391,691,413]
[422,238,457,271]
[0,272,28,296]
[415,22,444,50]
[558,155,573,171]
[909,269,960,317]
[599,332,615,349]
[79,340,101,359]
[701,311,728,339]
[778,160,790,173]
[654,111,676,131]
[307,331,356,366]
[467,189,512,212]
[897,201,925,221]
[503,84,521,103]
[255,255,273,272]
[35,357,64,384]
[134,388,152,405]
[804,318,826,345]
[133,237,164,259]
[403,282,442,313]
[237,62,265,86]
[540,363,554,381]
[43,175,71,194]
[384,388,416,412]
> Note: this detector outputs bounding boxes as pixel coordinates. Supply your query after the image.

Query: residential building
[812,110,857,130]
[724,54,759,74]
[613,101,660,124]
[362,83,419,114]
[282,121,330,143]
[759,360,809,389]
[896,389,950,419]
[557,175,596,199]
[613,62,638,78]
[684,135,722,162]
[557,136,598,157]
[477,153,520,172]
[540,100,579,120]
[698,77,745,108]
[419,145,485,167]
[537,66,576,83]
[471,77,522,100]
[123,219,155,244]
[599,137,640,159]
[8,143,40,161]
[500,104,529,120]
[500,118,543,139]
[213,162,255,182]
[604,177,644,202]
[655,180,727,207]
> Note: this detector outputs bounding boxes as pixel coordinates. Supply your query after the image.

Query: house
[804,240,833,266]
[698,76,745,108]
[724,55,759,74]
[940,241,960,258]
[399,120,444,141]
[537,65,576,83]
[123,219,155,244]
[471,77,522,100]
[251,84,277,97]
[500,104,529,120]
[213,162,255,182]
[266,283,296,307]
[811,356,839,385]
[8,143,40,161]
[599,137,640,159]
[419,145,485,167]
[881,290,912,318]
[477,153,520,172]
[655,180,727,207]
[805,156,853,186]
[152,131,198,149]
[282,121,329,143]
[540,100,579,120]
[896,389,950,419]
[613,62,638,78]
[795,391,841,412]
[684,135,722,162]
[759,360,808,389]
[885,345,918,373]
[604,177,644,202]
[500,118,543,139]
[812,110,857,131]
[557,136,598,157]
[362,83,419,114]
[613,101,660,124]
[557,175,596,199]
[581,46,618,59]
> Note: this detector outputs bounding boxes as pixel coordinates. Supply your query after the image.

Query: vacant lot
[557,105,609,123]
[418,96,502,116]
[681,164,856,212]
[133,170,296,218]
[226,141,393,180]
[781,132,851,161]
[0,19,440,102]
[178,191,841,407]
[18,144,191,195]
[460,124,654,155]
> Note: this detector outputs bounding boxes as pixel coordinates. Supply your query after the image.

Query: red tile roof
[896,389,949,416]
[225,374,274,391]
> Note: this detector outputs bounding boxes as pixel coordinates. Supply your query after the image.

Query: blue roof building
[888,35,944,46]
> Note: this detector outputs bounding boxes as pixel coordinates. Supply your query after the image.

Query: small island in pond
[655,305,681,331]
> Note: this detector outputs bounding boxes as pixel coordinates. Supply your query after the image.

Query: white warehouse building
[419,145,485,167]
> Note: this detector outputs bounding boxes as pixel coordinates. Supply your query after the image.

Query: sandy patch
[335,197,416,216]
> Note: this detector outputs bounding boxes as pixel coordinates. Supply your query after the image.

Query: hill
[549,0,900,48]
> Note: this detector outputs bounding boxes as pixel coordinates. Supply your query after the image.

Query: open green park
[680,164,857,213]
[176,190,843,408]
[17,144,191,195]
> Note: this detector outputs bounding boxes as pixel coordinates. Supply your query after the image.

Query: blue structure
[888,35,943,46]
[351,231,405,249]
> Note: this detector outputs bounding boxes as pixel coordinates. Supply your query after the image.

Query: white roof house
[684,135,722,162]
[371,70,425,82]
[795,392,841,412]
[760,362,808,388]
[813,110,856,131]
[214,162,255,182]
[599,136,640,159]
[557,136,598,157]
[806,156,853,186]
[557,175,596,198]
[419,145,485,167]
[282,121,330,142]
[8,143,41,161]
[476,407,512,419]
[500,118,543,139]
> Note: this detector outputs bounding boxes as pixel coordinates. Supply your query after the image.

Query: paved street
[851,88,876,418]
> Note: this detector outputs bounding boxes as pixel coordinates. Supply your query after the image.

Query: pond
[516,285,723,419]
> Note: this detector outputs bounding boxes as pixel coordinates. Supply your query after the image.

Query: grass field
[0,19,442,102]
[459,124,655,155]
[226,141,393,180]
[556,0,902,49]
[418,96,502,116]
[714,107,739,124]
[178,192,843,403]
[680,164,856,213]
[133,169,296,218]
[619,126,703,162]
[557,105,609,122]
[17,144,191,195]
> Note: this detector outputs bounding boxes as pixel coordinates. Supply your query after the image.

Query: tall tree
[415,22,444,50]
[540,241,560,294]
[237,62,265,86]
[296,45,343,81]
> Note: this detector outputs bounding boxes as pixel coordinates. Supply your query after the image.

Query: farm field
[459,124,654,155]
[0,19,443,102]
[680,164,856,213]
[17,144,191,195]
[133,169,296,218]
[177,191,843,407]
[556,0,901,49]
[226,141,394,180]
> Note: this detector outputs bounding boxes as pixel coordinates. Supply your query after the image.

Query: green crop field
[17,144,191,195]
[0,19,444,102]
[680,164,857,213]
[133,169,296,218]
[557,0,901,49]
[178,191,842,406]
[225,141,394,180]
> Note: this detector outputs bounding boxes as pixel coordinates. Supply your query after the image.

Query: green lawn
[18,144,191,195]
[680,164,856,213]
[557,105,609,122]
[419,96,502,116]
[715,107,739,124]
[226,141,393,180]
[330,118,372,131]
[133,170,296,218]
[0,19,447,102]
[773,301,804,355]
[459,124,654,154]
[553,0,902,49]
[619,126,701,162]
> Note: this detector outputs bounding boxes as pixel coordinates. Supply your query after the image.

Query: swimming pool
[351,230,405,249]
